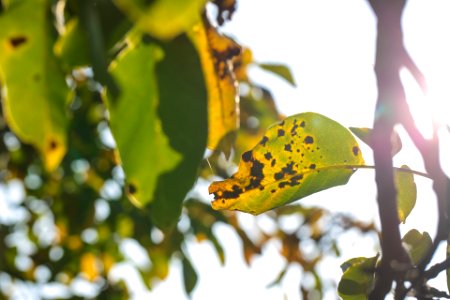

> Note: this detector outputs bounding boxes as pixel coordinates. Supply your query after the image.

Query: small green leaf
[349,127,402,157]
[0,0,70,171]
[54,18,89,69]
[182,256,198,295]
[395,165,417,223]
[258,63,296,86]
[114,0,207,40]
[402,229,432,265]
[338,256,378,300]
[150,34,208,229]
[209,112,365,215]
[104,42,181,207]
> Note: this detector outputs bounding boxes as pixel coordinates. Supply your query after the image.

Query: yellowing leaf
[189,18,240,153]
[395,165,417,223]
[209,112,365,214]
[104,42,181,207]
[114,0,207,40]
[0,0,70,171]
[258,63,296,87]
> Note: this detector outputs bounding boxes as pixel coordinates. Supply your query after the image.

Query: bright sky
[121,1,450,299]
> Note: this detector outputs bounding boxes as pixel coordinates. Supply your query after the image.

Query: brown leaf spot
[309,164,316,169]
[127,183,137,195]
[352,146,360,156]
[9,36,27,48]
[48,140,58,151]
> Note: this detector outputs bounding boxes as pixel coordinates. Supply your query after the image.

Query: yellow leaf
[189,18,241,152]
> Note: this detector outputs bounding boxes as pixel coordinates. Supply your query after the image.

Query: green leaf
[0,0,70,171]
[338,256,378,300]
[258,63,296,87]
[150,34,208,229]
[114,0,207,40]
[182,256,198,295]
[54,18,89,69]
[349,127,402,157]
[104,42,181,207]
[209,112,365,215]
[402,229,432,265]
[395,165,417,223]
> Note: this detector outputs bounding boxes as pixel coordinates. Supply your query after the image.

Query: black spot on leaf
[284,144,292,152]
[278,129,285,137]
[309,164,316,169]
[274,172,284,180]
[304,136,314,144]
[9,36,27,48]
[300,121,306,128]
[260,136,269,146]
[222,185,243,199]
[250,159,264,178]
[242,150,252,162]
[278,181,288,188]
[271,159,276,167]
[48,140,58,151]
[271,189,276,193]
[264,152,273,160]
[127,183,137,194]
[352,146,359,156]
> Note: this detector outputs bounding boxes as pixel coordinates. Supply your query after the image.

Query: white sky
[130,1,450,299]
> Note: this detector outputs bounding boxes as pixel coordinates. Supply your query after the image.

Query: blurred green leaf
[349,127,402,157]
[114,0,207,40]
[150,34,208,229]
[338,256,378,300]
[395,165,417,224]
[402,229,432,265]
[258,63,296,87]
[0,0,70,171]
[54,18,89,69]
[105,42,181,207]
[182,255,198,295]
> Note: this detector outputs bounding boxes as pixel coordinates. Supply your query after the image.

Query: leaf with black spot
[209,112,365,214]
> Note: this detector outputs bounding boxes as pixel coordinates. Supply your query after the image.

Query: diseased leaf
[104,42,181,207]
[189,17,240,154]
[402,229,432,265]
[150,34,208,229]
[114,0,207,40]
[395,165,417,223]
[349,127,402,157]
[0,0,70,171]
[182,256,198,295]
[258,63,296,87]
[209,112,365,215]
[338,256,378,300]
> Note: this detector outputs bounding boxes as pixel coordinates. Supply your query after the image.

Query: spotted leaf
[209,112,365,214]
[0,0,70,171]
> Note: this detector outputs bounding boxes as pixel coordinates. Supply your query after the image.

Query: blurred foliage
[0,0,378,299]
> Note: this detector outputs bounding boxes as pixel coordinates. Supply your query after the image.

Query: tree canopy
[0,0,449,299]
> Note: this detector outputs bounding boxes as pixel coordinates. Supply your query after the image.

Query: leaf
[189,18,240,154]
[182,256,198,295]
[338,256,378,300]
[209,112,365,215]
[349,127,402,157]
[114,0,207,40]
[150,34,208,229]
[402,229,432,265]
[258,63,296,87]
[0,0,70,171]
[104,42,181,207]
[54,18,89,69]
[395,165,417,223]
